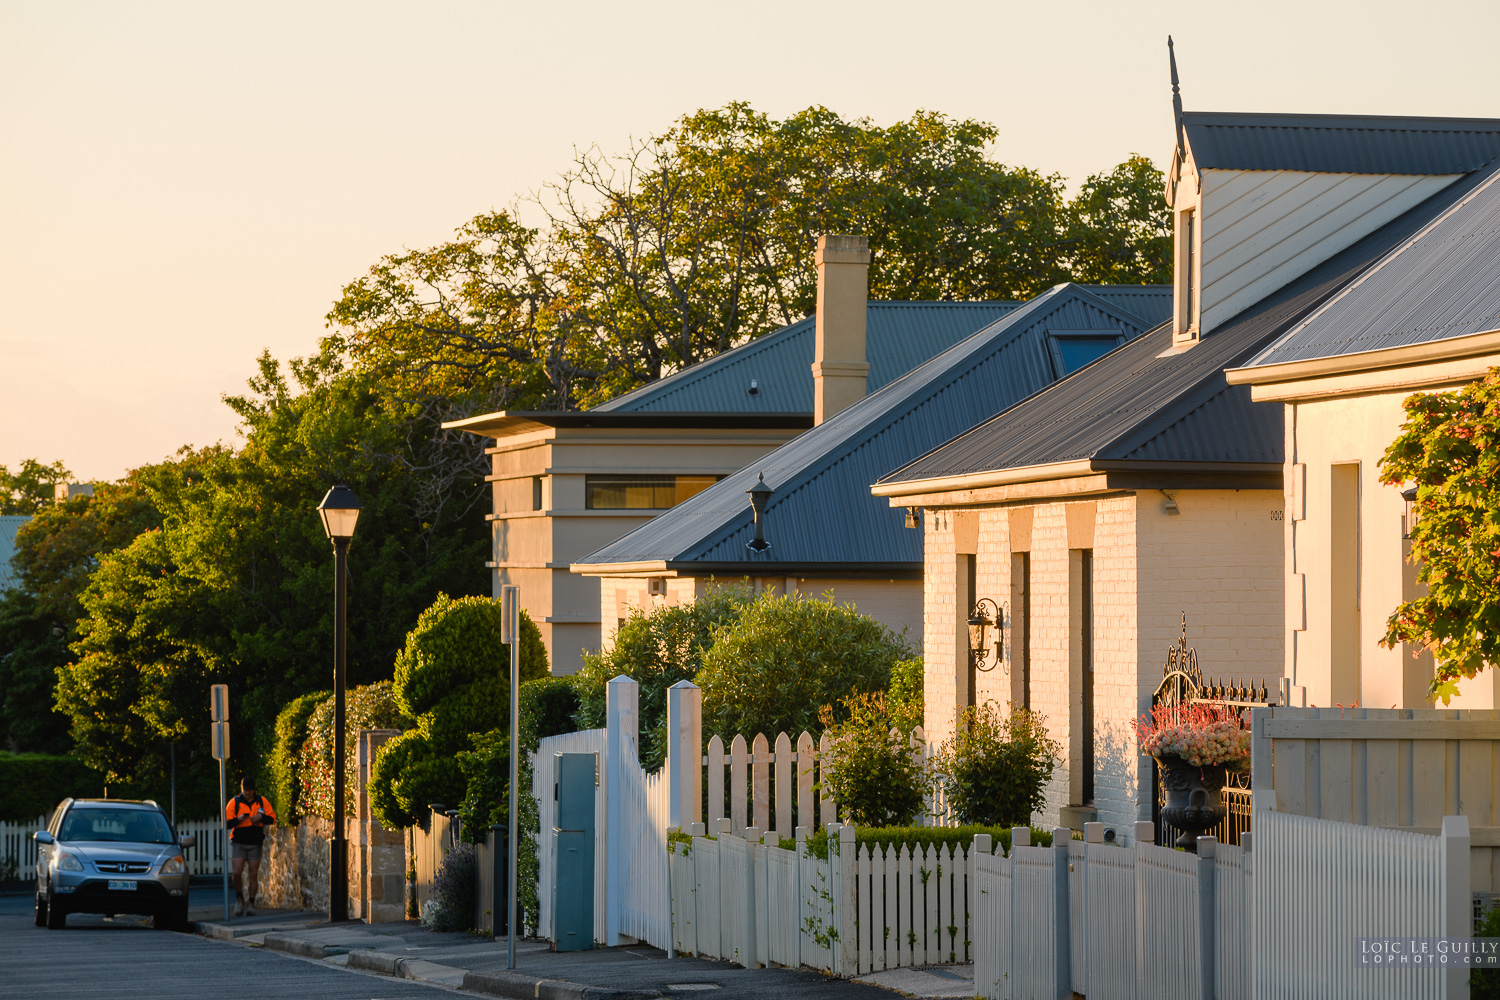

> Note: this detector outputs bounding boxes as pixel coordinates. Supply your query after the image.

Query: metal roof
[1183,112,1500,176]
[573,285,1165,572]
[881,174,1486,487]
[593,291,1170,414]
[1241,161,1500,368]
[0,515,28,592]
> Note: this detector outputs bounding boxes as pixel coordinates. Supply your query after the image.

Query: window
[1046,331,1126,377]
[1011,552,1031,710]
[1176,208,1197,341]
[532,476,544,512]
[584,474,719,510]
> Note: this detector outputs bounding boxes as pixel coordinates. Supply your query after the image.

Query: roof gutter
[1226,327,1500,387]
[570,560,922,579]
[872,458,1281,500]
[442,410,814,438]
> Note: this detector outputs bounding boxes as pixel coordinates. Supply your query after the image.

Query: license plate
[107,880,136,891]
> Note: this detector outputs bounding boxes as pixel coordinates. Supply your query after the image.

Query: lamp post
[318,484,361,923]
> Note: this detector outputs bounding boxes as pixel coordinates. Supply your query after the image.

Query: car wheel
[154,898,190,932]
[45,895,67,930]
[34,891,47,927]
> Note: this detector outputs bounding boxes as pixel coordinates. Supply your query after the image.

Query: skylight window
[1046,331,1126,377]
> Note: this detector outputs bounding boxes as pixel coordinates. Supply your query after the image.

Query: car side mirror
[179,834,196,849]
[34,831,53,845]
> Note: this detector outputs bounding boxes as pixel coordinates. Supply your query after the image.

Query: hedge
[267,690,329,824]
[0,752,104,822]
[793,824,1060,860]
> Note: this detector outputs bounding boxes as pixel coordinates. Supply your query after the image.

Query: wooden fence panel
[729,735,748,838]
[707,735,724,833]
[1084,842,1137,1000]
[751,734,770,834]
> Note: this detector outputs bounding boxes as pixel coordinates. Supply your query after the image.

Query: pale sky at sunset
[4,0,1498,482]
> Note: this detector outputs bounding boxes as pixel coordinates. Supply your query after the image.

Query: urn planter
[1156,754,1227,851]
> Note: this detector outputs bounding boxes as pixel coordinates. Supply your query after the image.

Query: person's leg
[245,857,260,905]
[231,852,246,914]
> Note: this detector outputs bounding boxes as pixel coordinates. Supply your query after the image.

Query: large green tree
[326,104,1170,411]
[0,459,72,515]
[1380,371,1500,702]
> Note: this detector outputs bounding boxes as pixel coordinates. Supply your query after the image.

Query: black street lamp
[318,484,361,923]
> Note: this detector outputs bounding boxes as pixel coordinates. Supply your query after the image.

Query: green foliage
[0,459,71,516]
[296,681,404,821]
[886,656,924,734]
[456,728,511,839]
[936,703,1060,828]
[1474,904,1500,997]
[267,690,328,824]
[795,824,1055,861]
[0,590,73,754]
[1379,371,1500,702]
[575,584,750,769]
[817,693,930,827]
[421,842,476,932]
[697,590,911,741]
[518,675,581,753]
[0,752,103,821]
[325,103,1168,410]
[371,596,547,828]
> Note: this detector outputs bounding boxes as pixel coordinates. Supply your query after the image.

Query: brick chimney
[812,234,871,424]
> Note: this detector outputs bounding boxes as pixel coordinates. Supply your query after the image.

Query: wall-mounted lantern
[968,597,1005,673]
[746,473,773,552]
[904,507,920,530]
[1402,486,1418,539]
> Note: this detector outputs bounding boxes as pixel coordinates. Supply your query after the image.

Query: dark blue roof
[593,291,1169,414]
[1183,112,1500,176]
[574,285,1166,572]
[882,166,1493,488]
[1240,161,1500,368]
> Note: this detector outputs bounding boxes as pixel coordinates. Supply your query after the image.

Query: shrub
[456,729,511,838]
[518,675,580,752]
[936,702,1060,828]
[817,692,930,827]
[795,823,1056,861]
[575,583,750,770]
[421,841,476,932]
[371,594,548,828]
[0,752,103,822]
[697,589,911,741]
[298,680,405,820]
[1474,903,1500,997]
[267,690,328,824]
[887,656,924,733]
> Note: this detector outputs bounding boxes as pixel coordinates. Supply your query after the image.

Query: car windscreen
[59,808,175,844]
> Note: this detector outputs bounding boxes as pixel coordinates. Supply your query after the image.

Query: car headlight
[160,856,185,875]
[55,852,83,872]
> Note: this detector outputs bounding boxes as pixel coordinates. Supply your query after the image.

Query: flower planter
[1156,754,1227,851]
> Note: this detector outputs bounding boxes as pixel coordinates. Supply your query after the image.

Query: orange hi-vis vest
[225,794,276,845]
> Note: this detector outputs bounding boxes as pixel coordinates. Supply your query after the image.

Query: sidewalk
[191,904,974,999]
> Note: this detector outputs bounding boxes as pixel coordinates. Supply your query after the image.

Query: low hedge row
[0,752,104,822]
[793,823,1061,860]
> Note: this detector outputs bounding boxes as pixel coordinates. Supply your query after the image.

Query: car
[33,798,196,931]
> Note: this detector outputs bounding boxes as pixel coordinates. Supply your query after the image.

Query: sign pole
[219,756,228,921]
[211,685,230,922]
[501,585,520,970]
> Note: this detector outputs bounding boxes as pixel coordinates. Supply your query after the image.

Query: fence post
[837,823,858,976]
[666,681,702,832]
[744,826,762,968]
[605,675,639,947]
[1052,827,1071,1000]
[1134,820,1153,1000]
[1442,815,1472,1000]
[1195,836,1217,1000]
[970,833,992,967]
[1250,707,1273,814]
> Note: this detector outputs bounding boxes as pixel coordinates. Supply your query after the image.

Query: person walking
[225,777,277,916]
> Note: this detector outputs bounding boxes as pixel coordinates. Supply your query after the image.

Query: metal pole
[171,741,177,828]
[330,536,350,922]
[219,757,229,921]
[504,585,520,970]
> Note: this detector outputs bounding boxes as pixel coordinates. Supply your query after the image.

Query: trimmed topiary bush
[267,690,329,824]
[697,589,911,741]
[935,702,1060,828]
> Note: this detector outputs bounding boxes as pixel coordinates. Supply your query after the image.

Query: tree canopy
[0,459,72,515]
[325,104,1170,412]
[1380,372,1500,702]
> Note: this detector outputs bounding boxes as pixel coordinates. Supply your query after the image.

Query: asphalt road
[0,888,457,1000]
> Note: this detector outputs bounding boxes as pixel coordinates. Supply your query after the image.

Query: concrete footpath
[191,905,975,998]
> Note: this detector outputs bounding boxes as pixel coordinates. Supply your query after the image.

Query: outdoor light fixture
[746,472,773,552]
[905,507,920,530]
[317,484,361,923]
[968,597,1005,673]
[1402,486,1418,539]
[1161,490,1180,516]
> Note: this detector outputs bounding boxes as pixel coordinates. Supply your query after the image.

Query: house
[570,272,1170,648]
[873,106,1500,835]
[444,237,1025,673]
[1226,157,1500,710]
[0,515,28,592]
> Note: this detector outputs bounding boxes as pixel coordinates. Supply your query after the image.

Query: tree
[1379,371,1500,702]
[0,459,71,515]
[326,103,1169,411]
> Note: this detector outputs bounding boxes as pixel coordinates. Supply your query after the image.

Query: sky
[3,0,1499,482]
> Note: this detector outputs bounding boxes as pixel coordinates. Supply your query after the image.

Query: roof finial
[1168,36,1186,155]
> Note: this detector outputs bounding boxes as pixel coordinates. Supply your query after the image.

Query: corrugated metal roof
[1242,161,1500,367]
[1183,112,1500,176]
[574,285,1164,570]
[0,515,29,592]
[882,173,1485,486]
[593,292,1170,414]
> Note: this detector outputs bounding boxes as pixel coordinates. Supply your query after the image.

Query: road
[0,888,458,1000]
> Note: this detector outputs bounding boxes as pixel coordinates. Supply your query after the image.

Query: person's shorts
[230,842,263,862]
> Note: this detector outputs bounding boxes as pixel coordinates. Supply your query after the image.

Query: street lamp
[318,484,361,923]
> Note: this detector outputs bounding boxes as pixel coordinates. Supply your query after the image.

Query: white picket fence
[2,815,224,879]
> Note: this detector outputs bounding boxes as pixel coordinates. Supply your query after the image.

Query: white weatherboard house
[875,107,1500,837]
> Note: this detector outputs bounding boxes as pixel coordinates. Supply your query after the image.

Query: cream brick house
[874,107,1500,837]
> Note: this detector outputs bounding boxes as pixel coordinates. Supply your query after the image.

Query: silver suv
[33,798,196,930]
